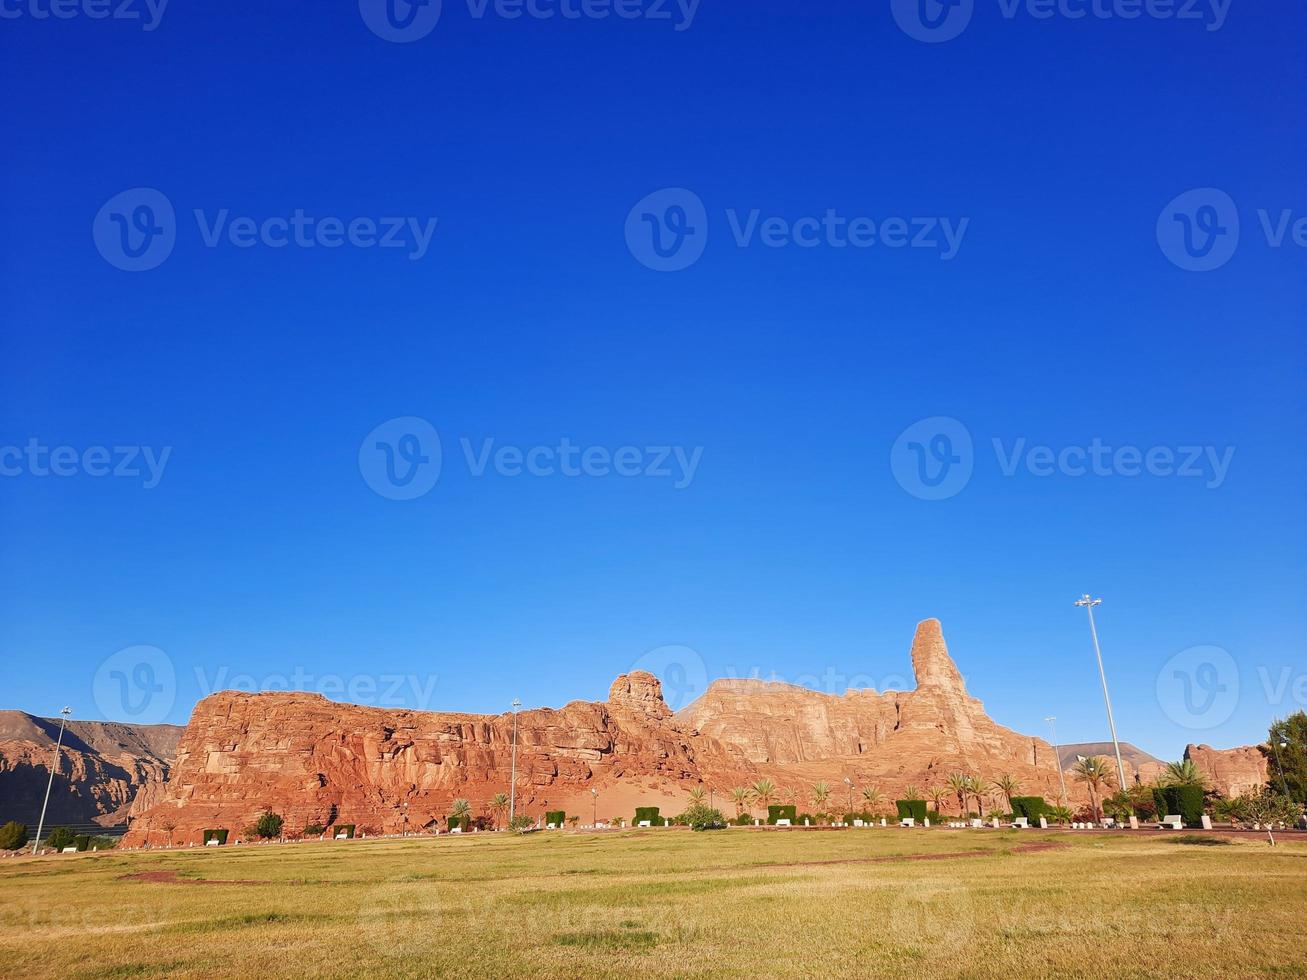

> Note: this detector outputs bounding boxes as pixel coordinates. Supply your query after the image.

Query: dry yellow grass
[1,828,1304,978]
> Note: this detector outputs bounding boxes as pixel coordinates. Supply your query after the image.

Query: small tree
[1072,757,1115,822]
[946,773,969,815]
[0,821,28,851]
[488,793,510,830]
[255,811,284,840]
[729,786,753,819]
[683,802,727,831]
[687,786,706,805]
[160,818,178,847]
[996,774,1022,813]
[751,779,777,817]
[861,785,885,815]
[45,827,76,851]
[303,823,325,837]
[1161,760,1208,789]
[1232,791,1299,846]
[811,782,832,818]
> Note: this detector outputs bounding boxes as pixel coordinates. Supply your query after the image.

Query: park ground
[1,827,1305,978]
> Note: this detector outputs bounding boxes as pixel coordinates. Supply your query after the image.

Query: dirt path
[751,840,1067,870]
[119,870,270,885]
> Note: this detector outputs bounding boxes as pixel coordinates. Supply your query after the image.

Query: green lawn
[1,828,1304,978]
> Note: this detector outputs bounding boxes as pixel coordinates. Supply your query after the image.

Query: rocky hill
[0,711,182,830]
[122,619,1073,845]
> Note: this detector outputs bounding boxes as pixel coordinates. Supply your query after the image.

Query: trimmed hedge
[203,828,229,845]
[1154,786,1204,827]
[1010,796,1049,821]
[73,835,91,852]
[331,824,356,839]
[895,800,927,822]
[545,810,566,827]
[446,815,469,832]
[767,805,798,825]
[634,806,666,827]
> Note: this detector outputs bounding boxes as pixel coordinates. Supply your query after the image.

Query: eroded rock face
[1185,743,1270,797]
[0,712,180,828]
[123,618,1081,845]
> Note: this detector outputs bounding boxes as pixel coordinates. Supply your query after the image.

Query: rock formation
[0,711,181,829]
[123,619,1078,845]
[1184,742,1270,798]
[1057,742,1167,787]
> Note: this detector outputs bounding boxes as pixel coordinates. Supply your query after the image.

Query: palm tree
[751,779,777,819]
[1161,759,1208,789]
[928,786,949,816]
[861,784,885,814]
[488,792,509,830]
[729,786,753,819]
[687,786,706,805]
[903,784,922,801]
[946,773,970,815]
[449,798,472,829]
[811,781,832,816]
[996,774,1022,813]
[1072,756,1115,822]
[967,777,991,818]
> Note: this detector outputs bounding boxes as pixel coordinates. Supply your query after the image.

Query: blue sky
[1,0,1303,760]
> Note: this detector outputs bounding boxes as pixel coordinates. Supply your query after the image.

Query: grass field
[2,828,1305,978]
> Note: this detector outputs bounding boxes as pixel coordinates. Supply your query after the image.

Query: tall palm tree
[1072,756,1115,822]
[751,779,777,818]
[861,784,885,814]
[903,784,922,801]
[811,781,832,815]
[488,792,509,830]
[946,773,970,815]
[996,774,1022,813]
[687,786,706,805]
[928,786,949,815]
[967,777,991,818]
[1161,759,1208,789]
[729,786,754,819]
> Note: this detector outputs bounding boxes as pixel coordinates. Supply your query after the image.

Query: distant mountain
[0,711,182,832]
[1058,741,1167,782]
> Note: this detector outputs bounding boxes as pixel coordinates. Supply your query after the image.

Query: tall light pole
[508,698,522,825]
[1269,723,1291,798]
[843,777,854,816]
[1075,595,1128,794]
[33,707,71,854]
[1045,716,1070,808]
[591,787,598,827]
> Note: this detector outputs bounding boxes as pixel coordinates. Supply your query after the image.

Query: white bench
[1012,817,1028,829]
[899,818,915,828]
[1157,814,1183,830]
[637,820,651,828]
[970,818,983,828]
[776,818,791,827]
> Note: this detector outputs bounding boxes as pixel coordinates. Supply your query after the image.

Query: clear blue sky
[1,1,1303,761]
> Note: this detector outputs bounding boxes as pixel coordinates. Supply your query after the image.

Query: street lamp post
[33,707,72,855]
[508,698,522,825]
[843,777,854,816]
[591,788,598,827]
[1045,716,1070,808]
[1075,595,1129,794]
[1269,726,1291,798]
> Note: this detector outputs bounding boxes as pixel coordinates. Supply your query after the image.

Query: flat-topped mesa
[607,670,671,720]
[910,618,967,695]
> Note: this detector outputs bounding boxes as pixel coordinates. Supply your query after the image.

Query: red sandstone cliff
[123,619,1078,845]
[1185,742,1270,797]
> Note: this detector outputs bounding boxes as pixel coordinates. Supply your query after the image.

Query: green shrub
[73,835,90,852]
[1161,786,1205,827]
[330,824,355,839]
[446,815,469,832]
[895,800,927,822]
[796,812,814,825]
[87,835,117,851]
[1011,796,1048,821]
[633,806,665,827]
[684,802,727,831]
[0,821,28,850]
[545,810,566,827]
[303,824,325,836]
[730,813,753,826]
[767,804,797,825]
[45,827,76,851]
[508,814,535,832]
[203,828,229,845]
[255,811,284,839]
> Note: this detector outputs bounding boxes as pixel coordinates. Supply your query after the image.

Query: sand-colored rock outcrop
[1185,742,1270,798]
[123,619,1078,845]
